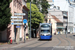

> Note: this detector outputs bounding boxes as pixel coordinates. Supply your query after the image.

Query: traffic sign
[11,16,22,18]
[16,26,20,28]
[23,19,27,23]
[11,20,22,21]
[11,23,22,25]
[14,13,26,15]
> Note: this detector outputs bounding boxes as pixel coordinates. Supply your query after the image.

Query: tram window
[41,30,50,33]
[41,24,50,28]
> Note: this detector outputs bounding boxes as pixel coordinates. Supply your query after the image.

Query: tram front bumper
[40,35,52,39]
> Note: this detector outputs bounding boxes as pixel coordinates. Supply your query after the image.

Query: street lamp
[29,1,31,39]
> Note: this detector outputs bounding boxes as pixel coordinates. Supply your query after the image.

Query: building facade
[47,8,64,35]
[62,11,68,33]
[47,14,63,35]
[0,0,29,42]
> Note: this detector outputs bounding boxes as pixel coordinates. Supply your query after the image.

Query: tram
[39,23,52,40]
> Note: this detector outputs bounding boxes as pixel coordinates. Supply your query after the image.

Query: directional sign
[11,20,22,21]
[11,23,22,25]
[23,19,27,23]
[16,26,20,28]
[11,16,22,18]
[14,13,26,15]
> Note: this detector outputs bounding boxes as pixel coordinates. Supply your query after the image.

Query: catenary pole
[29,1,31,39]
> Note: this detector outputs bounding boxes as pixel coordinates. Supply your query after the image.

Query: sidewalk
[0,38,38,50]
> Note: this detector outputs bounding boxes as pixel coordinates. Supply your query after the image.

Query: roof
[51,15,62,23]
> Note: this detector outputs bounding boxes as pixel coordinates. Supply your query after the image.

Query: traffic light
[24,23,26,29]
[65,26,67,30]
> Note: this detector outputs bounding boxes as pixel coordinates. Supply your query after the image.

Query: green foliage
[27,3,44,29]
[41,0,50,14]
[0,0,12,31]
[27,0,50,14]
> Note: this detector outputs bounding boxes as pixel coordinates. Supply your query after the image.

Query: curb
[10,38,38,48]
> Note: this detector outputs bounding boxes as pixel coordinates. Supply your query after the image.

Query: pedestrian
[26,34,29,40]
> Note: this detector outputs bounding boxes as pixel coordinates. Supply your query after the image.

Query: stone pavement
[0,38,38,50]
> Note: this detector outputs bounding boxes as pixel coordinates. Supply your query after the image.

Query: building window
[54,6,56,8]
[58,7,60,10]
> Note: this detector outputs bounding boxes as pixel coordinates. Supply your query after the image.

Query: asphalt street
[1,34,75,50]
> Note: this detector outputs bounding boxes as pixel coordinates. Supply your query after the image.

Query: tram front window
[41,24,50,28]
[41,30,50,33]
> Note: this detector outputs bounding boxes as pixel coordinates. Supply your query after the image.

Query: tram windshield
[41,30,50,33]
[41,24,50,28]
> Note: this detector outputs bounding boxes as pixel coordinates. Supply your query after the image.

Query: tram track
[60,35,71,50]
[51,34,71,50]
[28,41,49,50]
[51,35,62,50]
[54,35,71,50]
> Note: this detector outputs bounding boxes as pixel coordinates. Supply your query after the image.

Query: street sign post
[11,13,26,43]
[23,19,27,43]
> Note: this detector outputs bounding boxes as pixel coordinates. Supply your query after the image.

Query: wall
[48,8,63,22]
[47,15,57,35]
[0,29,7,41]
[9,0,23,41]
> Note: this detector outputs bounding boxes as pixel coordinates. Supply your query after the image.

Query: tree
[27,0,50,14]
[0,0,12,31]
[27,3,44,29]
[41,0,50,14]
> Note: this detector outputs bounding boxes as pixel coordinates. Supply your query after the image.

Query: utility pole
[24,23,26,43]
[23,19,27,43]
[29,1,31,39]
